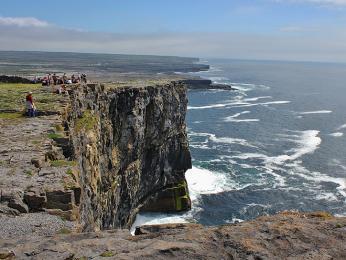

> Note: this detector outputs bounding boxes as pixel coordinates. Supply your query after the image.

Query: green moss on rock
[75,110,98,132]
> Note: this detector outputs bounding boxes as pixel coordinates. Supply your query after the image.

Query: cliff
[1,81,346,260]
[67,82,192,231]
[180,79,233,90]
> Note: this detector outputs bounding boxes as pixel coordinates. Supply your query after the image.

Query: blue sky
[1,0,346,61]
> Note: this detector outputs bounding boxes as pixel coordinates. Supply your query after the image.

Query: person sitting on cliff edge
[25,92,36,117]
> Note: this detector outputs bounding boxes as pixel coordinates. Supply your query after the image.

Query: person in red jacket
[26,92,36,117]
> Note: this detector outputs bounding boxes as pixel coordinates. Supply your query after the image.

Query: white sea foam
[315,192,338,202]
[299,110,332,115]
[337,123,346,131]
[233,130,322,168]
[226,111,251,118]
[189,131,257,148]
[185,166,234,201]
[224,111,259,123]
[261,101,291,105]
[265,130,321,165]
[130,166,234,234]
[208,76,229,83]
[243,96,272,102]
[329,132,344,137]
[225,218,244,224]
[230,100,291,108]
[188,103,226,110]
[225,118,260,123]
[130,213,189,234]
[188,100,290,110]
[209,135,257,148]
[230,83,271,92]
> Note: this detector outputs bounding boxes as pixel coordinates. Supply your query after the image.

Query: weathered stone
[7,198,28,213]
[45,208,78,221]
[24,190,46,211]
[44,146,65,161]
[45,190,75,211]
[30,158,42,169]
[0,204,20,216]
[0,251,15,260]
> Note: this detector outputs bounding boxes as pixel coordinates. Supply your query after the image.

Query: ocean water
[132,59,346,231]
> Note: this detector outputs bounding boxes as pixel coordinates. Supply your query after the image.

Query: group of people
[38,73,87,86]
[26,72,88,117]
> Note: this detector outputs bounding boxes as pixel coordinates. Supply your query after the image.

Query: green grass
[25,170,33,177]
[51,160,77,167]
[75,110,98,132]
[66,168,73,176]
[100,251,116,257]
[57,228,71,234]
[55,124,64,132]
[47,133,64,140]
[0,112,24,119]
[0,83,67,112]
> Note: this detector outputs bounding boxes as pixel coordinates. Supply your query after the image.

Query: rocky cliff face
[67,82,192,231]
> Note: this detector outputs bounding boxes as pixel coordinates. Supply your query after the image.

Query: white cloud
[304,0,346,5]
[0,16,49,27]
[0,17,346,62]
[276,0,346,6]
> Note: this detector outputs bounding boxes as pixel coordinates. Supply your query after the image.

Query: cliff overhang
[66,82,192,230]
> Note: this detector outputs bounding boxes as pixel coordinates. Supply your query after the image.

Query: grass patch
[25,170,33,177]
[47,132,64,140]
[32,140,41,145]
[0,83,67,112]
[100,251,116,257]
[66,168,73,176]
[55,124,64,132]
[75,110,98,132]
[0,112,23,119]
[57,228,71,234]
[51,160,77,167]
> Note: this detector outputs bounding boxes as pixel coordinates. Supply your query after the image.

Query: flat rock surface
[0,213,75,239]
[1,212,345,259]
[0,115,64,194]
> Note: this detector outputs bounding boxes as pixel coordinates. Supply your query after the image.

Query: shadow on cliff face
[67,82,192,231]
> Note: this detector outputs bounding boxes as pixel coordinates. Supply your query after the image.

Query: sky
[0,0,346,62]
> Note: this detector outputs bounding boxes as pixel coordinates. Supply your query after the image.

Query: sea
[131,59,346,231]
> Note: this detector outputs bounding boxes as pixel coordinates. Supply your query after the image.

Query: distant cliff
[180,79,233,90]
[67,82,192,231]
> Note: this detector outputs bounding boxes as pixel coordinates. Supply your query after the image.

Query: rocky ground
[0,212,345,259]
[0,83,79,238]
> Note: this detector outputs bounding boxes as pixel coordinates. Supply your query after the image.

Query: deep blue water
[133,59,346,229]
